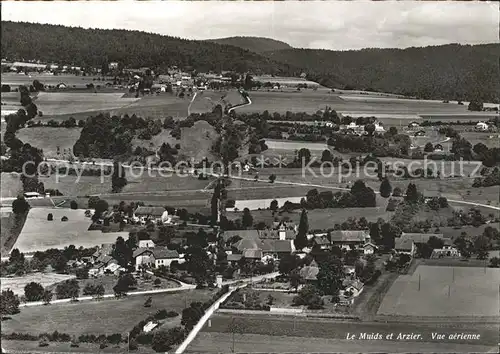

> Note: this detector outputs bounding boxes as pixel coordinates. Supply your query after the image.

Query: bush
[154,309,168,320]
[39,336,49,347]
[61,216,68,222]
[166,311,179,318]
[70,200,78,209]
[47,213,53,221]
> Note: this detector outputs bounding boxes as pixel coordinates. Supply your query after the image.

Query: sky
[1,1,498,50]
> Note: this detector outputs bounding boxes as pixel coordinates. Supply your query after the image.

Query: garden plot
[377,265,500,318]
[1,172,23,198]
[1,273,75,296]
[13,208,127,253]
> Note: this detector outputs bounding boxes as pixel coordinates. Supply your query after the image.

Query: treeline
[1,21,293,75]
[266,43,500,102]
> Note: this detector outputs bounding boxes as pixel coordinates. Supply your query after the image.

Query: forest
[266,44,500,102]
[2,21,499,101]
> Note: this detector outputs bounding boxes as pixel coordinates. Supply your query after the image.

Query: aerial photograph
[0,0,498,353]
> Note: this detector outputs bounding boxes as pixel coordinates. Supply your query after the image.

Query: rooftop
[330,230,368,243]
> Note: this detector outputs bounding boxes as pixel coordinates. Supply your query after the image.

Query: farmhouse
[134,206,171,224]
[342,278,364,297]
[394,237,415,256]
[329,230,371,251]
[132,247,180,270]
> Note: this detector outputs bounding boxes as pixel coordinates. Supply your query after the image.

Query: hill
[2,21,499,102]
[0,21,294,75]
[207,36,292,53]
[265,44,500,102]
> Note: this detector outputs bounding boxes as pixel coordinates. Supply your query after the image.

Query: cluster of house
[394,233,460,258]
[339,121,386,135]
[131,206,177,225]
[221,221,298,265]
[88,238,183,276]
[299,260,364,305]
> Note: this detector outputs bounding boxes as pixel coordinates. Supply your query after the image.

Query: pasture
[111,92,190,119]
[225,90,498,118]
[33,92,139,116]
[12,208,127,253]
[252,76,320,87]
[1,73,112,88]
[16,127,82,158]
[377,265,500,318]
[1,172,23,198]
[1,273,75,296]
[2,289,214,335]
[227,205,391,229]
[180,120,220,162]
[188,332,494,353]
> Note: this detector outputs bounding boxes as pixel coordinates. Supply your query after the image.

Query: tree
[316,253,343,296]
[297,148,312,164]
[144,296,152,307]
[112,236,132,268]
[181,302,205,331]
[392,187,402,197]
[113,273,137,296]
[93,199,109,218]
[111,162,127,193]
[294,209,309,250]
[278,254,299,276]
[468,100,483,112]
[364,123,375,135]
[152,327,185,352]
[270,199,278,212]
[292,284,323,309]
[47,213,53,221]
[184,246,212,287]
[42,290,53,305]
[405,183,419,202]
[24,282,44,302]
[242,208,253,229]
[55,279,80,300]
[70,200,78,209]
[1,289,20,317]
[12,196,30,214]
[321,149,333,162]
[424,142,434,153]
[289,269,302,292]
[381,222,399,250]
[154,278,162,287]
[379,178,392,198]
[268,174,276,183]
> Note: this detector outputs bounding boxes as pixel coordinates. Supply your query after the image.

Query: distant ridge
[207,36,293,53]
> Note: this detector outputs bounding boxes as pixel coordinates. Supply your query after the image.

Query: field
[16,127,82,158]
[253,76,320,87]
[188,332,495,353]
[1,272,75,296]
[222,89,498,119]
[1,340,151,353]
[180,120,220,162]
[110,93,191,119]
[377,265,500,318]
[1,73,112,87]
[1,289,214,335]
[39,168,213,198]
[227,206,393,229]
[13,208,128,253]
[43,274,179,297]
[1,172,23,198]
